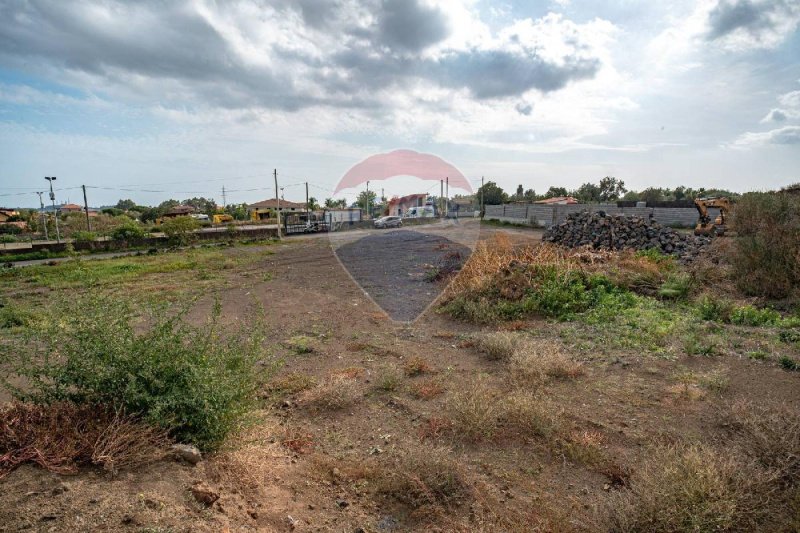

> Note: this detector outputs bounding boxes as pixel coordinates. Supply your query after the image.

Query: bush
[1,297,270,450]
[779,355,799,371]
[0,305,35,329]
[71,230,97,243]
[110,222,146,241]
[0,234,16,243]
[696,295,733,322]
[658,272,692,300]
[732,191,800,300]
[161,216,200,244]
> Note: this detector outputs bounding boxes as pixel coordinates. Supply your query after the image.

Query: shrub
[1,297,270,450]
[284,335,316,354]
[161,216,200,244]
[71,230,97,243]
[110,222,146,241]
[779,330,800,344]
[507,338,583,386]
[474,331,523,361]
[732,191,800,300]
[0,234,16,243]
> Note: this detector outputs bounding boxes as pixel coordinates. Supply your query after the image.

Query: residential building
[248,198,306,221]
[387,193,427,217]
[60,203,83,213]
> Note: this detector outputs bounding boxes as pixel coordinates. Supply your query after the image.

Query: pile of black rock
[542,211,710,261]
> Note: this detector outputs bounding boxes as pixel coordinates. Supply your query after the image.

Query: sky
[0,0,799,207]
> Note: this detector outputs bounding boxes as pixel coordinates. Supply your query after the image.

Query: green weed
[779,356,799,372]
[1,297,272,450]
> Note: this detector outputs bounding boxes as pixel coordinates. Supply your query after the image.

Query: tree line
[473,178,739,206]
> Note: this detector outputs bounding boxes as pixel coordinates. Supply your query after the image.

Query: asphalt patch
[334,230,471,321]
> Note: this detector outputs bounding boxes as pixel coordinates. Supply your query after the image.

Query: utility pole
[366,180,370,219]
[440,179,444,218]
[445,176,449,218]
[36,192,48,240]
[222,186,227,209]
[480,175,485,219]
[274,169,281,239]
[81,184,91,232]
[45,176,60,243]
[305,181,309,215]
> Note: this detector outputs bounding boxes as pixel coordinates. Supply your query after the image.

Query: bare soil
[1,223,798,532]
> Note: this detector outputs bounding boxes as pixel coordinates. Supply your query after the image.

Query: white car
[374,216,403,228]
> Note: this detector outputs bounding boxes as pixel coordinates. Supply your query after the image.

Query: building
[534,196,578,205]
[0,208,19,222]
[387,193,427,217]
[248,199,306,221]
[162,205,196,219]
[324,208,362,224]
[60,203,83,213]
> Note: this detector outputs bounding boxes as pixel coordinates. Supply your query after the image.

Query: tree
[515,184,524,199]
[544,186,569,198]
[476,181,508,205]
[523,189,537,203]
[115,199,136,211]
[597,177,627,202]
[324,198,347,208]
[307,196,320,211]
[161,216,200,244]
[224,203,249,221]
[182,197,217,215]
[573,182,601,203]
[356,190,377,212]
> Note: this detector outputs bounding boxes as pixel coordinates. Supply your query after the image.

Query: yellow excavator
[694,197,732,236]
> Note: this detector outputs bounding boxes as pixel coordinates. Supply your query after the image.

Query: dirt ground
[1,221,798,532]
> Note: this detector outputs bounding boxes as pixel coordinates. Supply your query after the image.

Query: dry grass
[375,446,471,510]
[718,400,800,486]
[264,372,316,398]
[604,443,768,532]
[445,377,561,442]
[298,375,361,411]
[409,378,446,400]
[475,331,583,386]
[404,356,434,376]
[0,402,169,478]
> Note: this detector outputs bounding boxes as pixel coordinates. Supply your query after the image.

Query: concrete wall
[484,203,719,228]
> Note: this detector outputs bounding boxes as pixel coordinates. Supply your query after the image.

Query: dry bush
[446,377,503,442]
[498,391,561,439]
[603,443,769,532]
[0,402,169,478]
[446,378,561,442]
[299,375,361,411]
[475,331,524,361]
[404,356,433,376]
[264,372,316,398]
[375,446,471,511]
[508,338,583,386]
[718,400,800,486]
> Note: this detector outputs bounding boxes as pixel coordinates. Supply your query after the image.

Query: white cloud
[733,125,800,147]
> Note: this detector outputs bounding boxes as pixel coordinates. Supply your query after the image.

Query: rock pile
[543,211,710,260]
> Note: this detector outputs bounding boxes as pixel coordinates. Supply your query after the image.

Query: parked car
[374,216,403,228]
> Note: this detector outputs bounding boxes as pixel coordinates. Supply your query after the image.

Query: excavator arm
[694,197,732,236]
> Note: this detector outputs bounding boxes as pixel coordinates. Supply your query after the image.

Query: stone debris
[543,211,710,261]
[172,443,202,465]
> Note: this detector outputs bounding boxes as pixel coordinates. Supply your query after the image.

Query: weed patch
[1,297,271,451]
[299,375,361,411]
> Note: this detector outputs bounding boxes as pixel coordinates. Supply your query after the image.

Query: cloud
[706,0,800,49]
[734,125,800,146]
[0,1,608,113]
[515,102,533,115]
[761,108,788,122]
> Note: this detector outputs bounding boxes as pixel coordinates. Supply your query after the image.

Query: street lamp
[45,177,61,243]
